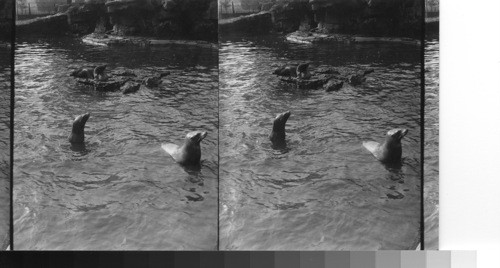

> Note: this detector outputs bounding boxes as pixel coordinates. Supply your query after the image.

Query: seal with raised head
[162,131,208,166]
[296,63,311,79]
[93,65,108,81]
[363,128,408,163]
[269,111,291,147]
[68,113,90,144]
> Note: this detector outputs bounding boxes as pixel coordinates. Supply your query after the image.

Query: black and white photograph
[218,0,423,250]
[13,0,218,249]
[0,0,12,251]
[424,0,438,250]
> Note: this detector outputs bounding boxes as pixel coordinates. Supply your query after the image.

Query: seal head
[296,63,311,79]
[162,131,208,166]
[94,65,108,81]
[269,111,291,147]
[363,128,408,163]
[68,113,90,144]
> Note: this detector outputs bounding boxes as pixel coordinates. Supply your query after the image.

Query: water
[424,37,439,250]
[14,37,218,250]
[219,34,422,250]
[0,45,11,250]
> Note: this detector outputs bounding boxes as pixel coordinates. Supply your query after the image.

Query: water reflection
[219,34,422,250]
[14,37,218,250]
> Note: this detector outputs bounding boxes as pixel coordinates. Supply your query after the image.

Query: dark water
[0,45,11,250]
[14,37,218,250]
[424,38,439,250]
[219,35,422,250]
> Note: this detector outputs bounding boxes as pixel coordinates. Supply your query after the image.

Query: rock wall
[0,0,13,40]
[102,0,217,40]
[17,13,70,36]
[17,0,217,40]
[219,12,273,35]
[267,0,421,37]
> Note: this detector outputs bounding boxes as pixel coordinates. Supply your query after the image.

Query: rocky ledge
[286,31,420,46]
[82,33,218,49]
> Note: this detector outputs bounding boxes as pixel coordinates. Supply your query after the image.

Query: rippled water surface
[14,37,218,250]
[424,37,439,249]
[219,35,422,250]
[0,45,11,250]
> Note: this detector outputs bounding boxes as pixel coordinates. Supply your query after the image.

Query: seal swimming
[161,131,207,166]
[68,113,90,143]
[363,128,408,163]
[269,111,291,147]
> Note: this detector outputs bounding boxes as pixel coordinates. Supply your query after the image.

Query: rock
[16,14,70,36]
[121,82,141,94]
[315,67,341,75]
[219,12,273,34]
[76,78,126,92]
[115,70,137,77]
[324,79,343,92]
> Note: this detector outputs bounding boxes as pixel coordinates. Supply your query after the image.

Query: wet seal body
[296,63,311,79]
[93,65,108,81]
[273,63,311,80]
[68,113,90,144]
[162,131,207,166]
[363,128,408,163]
[71,67,95,79]
[269,111,291,147]
[273,65,297,79]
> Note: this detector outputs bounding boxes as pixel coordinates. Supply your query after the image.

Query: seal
[68,113,90,144]
[162,131,208,166]
[70,67,95,80]
[93,65,108,81]
[296,63,311,79]
[273,65,297,79]
[348,68,375,85]
[363,128,408,163]
[143,76,162,88]
[269,111,291,147]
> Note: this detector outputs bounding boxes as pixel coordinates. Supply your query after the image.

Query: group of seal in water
[67,113,208,167]
[68,109,406,167]
[273,63,374,91]
[270,111,408,164]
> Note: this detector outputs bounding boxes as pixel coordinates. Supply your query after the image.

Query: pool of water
[0,45,11,250]
[424,37,439,250]
[14,37,218,250]
[219,34,422,250]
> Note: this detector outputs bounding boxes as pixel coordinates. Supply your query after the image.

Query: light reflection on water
[219,35,422,250]
[424,38,439,250]
[0,46,11,249]
[14,37,218,250]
